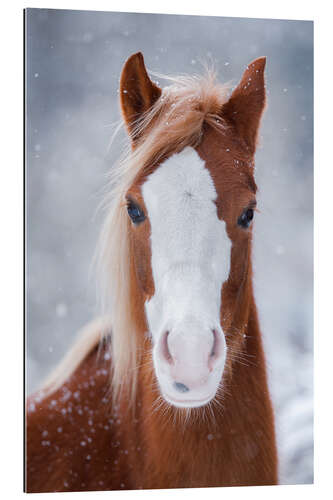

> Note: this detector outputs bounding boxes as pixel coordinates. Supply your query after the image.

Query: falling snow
[26,10,313,486]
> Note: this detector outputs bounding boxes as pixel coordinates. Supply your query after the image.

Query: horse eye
[238,208,254,228]
[127,200,146,224]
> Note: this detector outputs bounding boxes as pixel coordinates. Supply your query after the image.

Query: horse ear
[221,57,266,155]
[120,52,162,143]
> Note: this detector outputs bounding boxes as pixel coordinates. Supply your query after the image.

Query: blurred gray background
[25,9,313,485]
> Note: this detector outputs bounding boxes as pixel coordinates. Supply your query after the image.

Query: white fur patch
[142,147,231,406]
[142,146,231,340]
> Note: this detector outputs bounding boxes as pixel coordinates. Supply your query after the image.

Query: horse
[26,52,278,492]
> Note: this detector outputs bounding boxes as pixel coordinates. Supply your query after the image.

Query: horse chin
[155,371,222,409]
[161,391,216,409]
[153,356,225,410]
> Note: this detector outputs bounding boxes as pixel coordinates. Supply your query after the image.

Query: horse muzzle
[153,317,227,408]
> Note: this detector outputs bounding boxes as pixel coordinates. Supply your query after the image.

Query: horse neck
[124,290,273,488]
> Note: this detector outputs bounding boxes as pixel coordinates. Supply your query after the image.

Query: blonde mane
[40,69,231,403]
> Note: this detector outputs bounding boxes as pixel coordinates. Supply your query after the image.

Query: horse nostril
[210,329,220,359]
[208,329,224,372]
[160,331,174,365]
[174,382,190,393]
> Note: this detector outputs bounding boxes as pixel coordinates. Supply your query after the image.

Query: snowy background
[25,9,313,485]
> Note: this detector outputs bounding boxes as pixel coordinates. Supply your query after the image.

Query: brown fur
[26,52,278,492]
[120,52,162,143]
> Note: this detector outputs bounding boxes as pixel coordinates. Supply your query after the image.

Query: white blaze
[141,147,231,405]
